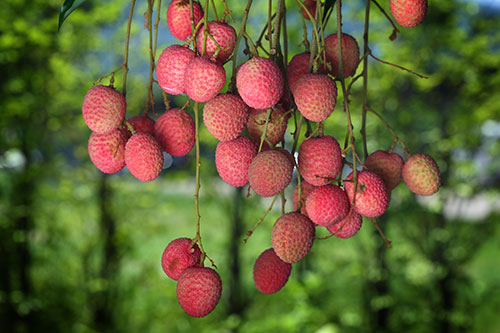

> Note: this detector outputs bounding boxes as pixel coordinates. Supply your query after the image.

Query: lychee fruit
[176,267,222,317]
[390,0,427,28]
[236,57,284,109]
[88,129,126,174]
[402,153,441,196]
[196,21,237,63]
[274,147,296,167]
[292,180,316,216]
[161,238,202,281]
[326,210,363,239]
[125,133,164,182]
[247,105,288,149]
[156,45,196,95]
[305,184,350,226]
[122,115,155,140]
[293,73,337,122]
[298,135,343,186]
[248,150,294,197]
[324,33,360,78]
[365,150,404,192]
[344,171,389,218]
[203,94,249,141]
[287,53,311,93]
[215,136,258,187]
[82,85,126,134]
[300,0,317,20]
[166,0,204,40]
[154,108,195,157]
[271,212,315,264]
[253,248,292,294]
[184,56,226,103]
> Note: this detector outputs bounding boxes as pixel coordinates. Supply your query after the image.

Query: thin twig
[369,49,428,79]
[243,195,279,243]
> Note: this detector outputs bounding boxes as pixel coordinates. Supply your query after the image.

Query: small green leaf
[322,0,336,25]
[58,0,89,31]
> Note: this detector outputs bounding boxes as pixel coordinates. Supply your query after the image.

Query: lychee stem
[365,106,410,157]
[221,0,234,22]
[371,0,400,40]
[361,0,371,160]
[243,194,278,243]
[121,0,136,97]
[210,0,219,21]
[229,0,254,91]
[258,109,272,152]
[372,218,392,248]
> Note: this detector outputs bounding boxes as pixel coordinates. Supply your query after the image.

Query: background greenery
[1,0,499,332]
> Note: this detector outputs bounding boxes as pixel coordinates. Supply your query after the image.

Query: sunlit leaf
[58,0,89,31]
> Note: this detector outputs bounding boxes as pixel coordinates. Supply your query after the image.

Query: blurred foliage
[1,0,499,332]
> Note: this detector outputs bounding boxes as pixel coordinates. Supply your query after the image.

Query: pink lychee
[154,108,195,157]
[324,33,360,78]
[390,0,427,28]
[292,180,317,216]
[166,0,204,40]
[402,153,441,196]
[184,56,226,103]
[196,21,237,63]
[82,85,126,134]
[344,171,389,218]
[247,105,288,149]
[305,184,350,226]
[215,136,258,187]
[203,94,249,141]
[161,238,202,281]
[298,135,343,186]
[122,115,155,140]
[253,248,292,294]
[326,210,363,239]
[176,267,222,317]
[365,150,404,192]
[88,129,126,174]
[156,45,196,95]
[271,212,315,264]
[293,73,337,122]
[248,150,294,197]
[125,133,164,182]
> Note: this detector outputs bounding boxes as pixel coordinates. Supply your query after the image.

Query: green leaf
[58,0,89,31]
[322,0,336,26]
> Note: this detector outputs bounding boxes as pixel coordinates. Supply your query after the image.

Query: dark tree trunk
[227,186,244,321]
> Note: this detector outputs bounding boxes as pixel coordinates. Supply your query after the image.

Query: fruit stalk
[122,0,136,96]
[230,0,254,88]
[361,0,370,159]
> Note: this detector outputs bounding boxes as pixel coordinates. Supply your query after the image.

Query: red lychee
[184,56,226,103]
[324,33,360,78]
[298,135,343,186]
[176,267,222,317]
[287,52,311,93]
[293,73,337,122]
[390,0,427,28]
[161,238,202,281]
[326,210,363,239]
[88,129,126,174]
[305,184,350,226]
[253,248,292,294]
[82,85,126,134]
[300,0,318,20]
[365,150,404,192]
[156,45,196,95]
[122,115,155,140]
[248,150,294,197]
[154,108,195,157]
[344,171,389,218]
[292,180,316,216]
[271,212,315,264]
[196,21,237,63]
[236,57,284,109]
[166,0,204,40]
[203,93,249,141]
[215,136,258,187]
[247,105,288,149]
[402,153,441,196]
[125,133,164,182]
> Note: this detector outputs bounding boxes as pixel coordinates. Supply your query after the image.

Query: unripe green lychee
[402,153,441,196]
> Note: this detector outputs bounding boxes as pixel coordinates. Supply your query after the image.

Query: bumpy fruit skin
[365,150,404,192]
[88,129,126,174]
[215,136,258,187]
[247,105,288,149]
[196,21,237,63]
[253,248,292,294]
[154,108,195,157]
[293,74,337,122]
[305,185,350,226]
[184,56,226,103]
[344,171,389,218]
[390,0,427,28]
[122,115,155,140]
[287,53,311,93]
[324,33,360,78]
[248,150,293,197]
[298,135,342,186]
[236,57,284,109]
[271,212,315,264]
[176,267,222,318]
[167,0,204,40]
[327,211,363,239]
[161,238,201,281]
[82,85,126,134]
[156,45,196,95]
[402,153,441,196]
[292,181,316,217]
[203,94,249,141]
[125,133,164,182]
[300,0,317,20]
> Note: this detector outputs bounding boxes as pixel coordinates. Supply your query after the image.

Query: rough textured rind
[300,0,317,20]
[344,171,389,218]
[324,33,360,78]
[167,0,204,40]
[215,136,258,187]
[292,181,316,217]
[161,238,201,281]
[253,248,291,294]
[196,21,237,63]
[156,45,196,95]
[122,115,155,140]
[293,74,337,122]
[176,267,222,317]
[402,153,441,196]
[184,56,226,103]
[305,185,350,226]
[236,57,284,109]
[247,105,288,149]
[88,129,126,174]
[154,108,195,157]
[326,211,363,239]
[125,133,164,182]
[82,85,126,134]
[298,135,342,186]
[248,150,293,197]
[271,212,315,264]
[203,94,249,141]
[390,0,427,28]
[286,53,311,93]
[365,150,404,192]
